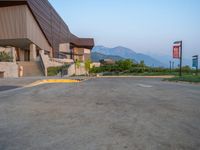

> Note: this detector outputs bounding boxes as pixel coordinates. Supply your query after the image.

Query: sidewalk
[0,77,58,87]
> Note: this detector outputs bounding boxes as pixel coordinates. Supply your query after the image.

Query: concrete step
[17,61,44,77]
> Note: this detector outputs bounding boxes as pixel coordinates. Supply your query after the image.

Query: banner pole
[179,41,183,77]
[197,55,198,76]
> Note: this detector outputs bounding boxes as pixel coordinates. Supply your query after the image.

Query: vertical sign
[173,46,180,58]
[192,58,198,67]
[192,55,198,75]
[173,41,183,77]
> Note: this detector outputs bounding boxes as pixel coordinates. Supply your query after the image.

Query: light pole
[172,61,174,69]
[180,41,183,77]
[169,61,172,72]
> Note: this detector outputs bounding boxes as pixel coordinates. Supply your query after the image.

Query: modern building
[0,0,94,77]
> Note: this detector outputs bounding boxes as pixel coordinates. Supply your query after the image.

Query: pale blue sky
[49,0,200,59]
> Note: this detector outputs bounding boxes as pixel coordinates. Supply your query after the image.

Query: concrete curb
[97,75,174,79]
[25,79,81,87]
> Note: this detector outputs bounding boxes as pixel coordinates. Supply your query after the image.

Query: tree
[75,59,81,75]
[116,59,133,71]
[84,59,92,76]
[0,52,12,62]
[139,60,145,67]
[139,60,145,73]
[182,65,191,73]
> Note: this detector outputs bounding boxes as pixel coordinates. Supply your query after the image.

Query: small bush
[0,52,13,62]
[47,66,62,76]
[47,64,70,76]
[84,59,92,75]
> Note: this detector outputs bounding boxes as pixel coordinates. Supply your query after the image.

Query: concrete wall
[59,43,71,59]
[25,6,52,52]
[84,49,91,54]
[72,48,91,62]
[0,62,18,78]
[19,48,25,61]
[0,5,26,39]
[67,62,99,77]
[67,63,87,76]
[59,43,70,53]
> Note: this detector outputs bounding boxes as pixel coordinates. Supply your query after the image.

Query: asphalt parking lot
[0,86,20,92]
[0,77,200,150]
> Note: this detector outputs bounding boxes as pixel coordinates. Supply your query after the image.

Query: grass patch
[47,64,70,76]
[165,75,200,83]
[47,66,62,76]
[132,72,177,76]
[101,72,177,76]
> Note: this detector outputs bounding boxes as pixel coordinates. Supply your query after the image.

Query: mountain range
[92,46,167,67]
[91,52,125,62]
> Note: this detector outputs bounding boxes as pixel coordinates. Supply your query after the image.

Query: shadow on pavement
[0,86,21,92]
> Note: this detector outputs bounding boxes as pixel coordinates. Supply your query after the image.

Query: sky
[49,0,200,59]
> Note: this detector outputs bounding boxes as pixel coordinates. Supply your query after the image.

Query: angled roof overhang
[70,34,94,50]
[0,0,94,52]
[0,0,27,7]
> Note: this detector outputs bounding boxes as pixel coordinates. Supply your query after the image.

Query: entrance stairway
[17,61,44,77]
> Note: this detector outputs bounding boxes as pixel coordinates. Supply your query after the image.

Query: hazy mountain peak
[91,52,124,62]
[92,45,167,67]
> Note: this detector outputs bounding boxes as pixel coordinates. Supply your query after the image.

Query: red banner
[173,46,180,59]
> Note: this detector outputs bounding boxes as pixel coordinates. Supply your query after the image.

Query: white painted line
[138,84,153,88]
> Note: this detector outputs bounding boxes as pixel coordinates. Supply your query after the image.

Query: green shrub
[182,66,192,73]
[129,67,145,73]
[47,64,70,76]
[90,59,196,76]
[0,52,13,62]
[116,59,133,71]
[84,59,92,75]
[47,66,62,76]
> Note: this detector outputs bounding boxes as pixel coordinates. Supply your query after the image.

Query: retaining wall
[0,62,18,78]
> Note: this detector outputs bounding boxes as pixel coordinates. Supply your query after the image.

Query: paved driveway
[0,78,200,150]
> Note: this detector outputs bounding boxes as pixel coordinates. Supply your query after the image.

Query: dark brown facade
[0,0,94,57]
